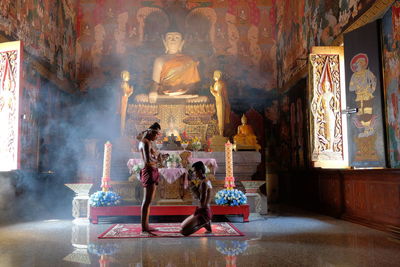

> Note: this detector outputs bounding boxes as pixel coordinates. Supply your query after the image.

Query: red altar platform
[89,205,249,224]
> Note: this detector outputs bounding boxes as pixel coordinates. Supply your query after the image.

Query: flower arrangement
[215,240,248,256]
[215,189,247,206]
[165,153,181,168]
[191,136,202,151]
[89,190,122,207]
[130,162,144,174]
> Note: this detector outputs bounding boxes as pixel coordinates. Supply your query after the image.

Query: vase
[167,162,173,168]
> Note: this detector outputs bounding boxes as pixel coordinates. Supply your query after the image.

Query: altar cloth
[158,167,187,184]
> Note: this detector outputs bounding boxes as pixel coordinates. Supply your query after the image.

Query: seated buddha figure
[164,116,182,141]
[233,114,261,151]
[149,28,200,103]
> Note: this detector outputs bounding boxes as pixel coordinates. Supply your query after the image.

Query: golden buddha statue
[119,70,134,135]
[149,29,200,103]
[233,114,261,151]
[210,70,230,136]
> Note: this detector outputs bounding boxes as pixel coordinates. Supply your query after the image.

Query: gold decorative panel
[0,41,22,171]
[309,47,348,168]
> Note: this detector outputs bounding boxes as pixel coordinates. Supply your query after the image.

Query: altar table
[89,204,250,224]
[127,154,218,173]
[129,151,260,180]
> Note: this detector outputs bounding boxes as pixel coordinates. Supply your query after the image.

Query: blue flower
[89,191,122,207]
[214,189,246,206]
[216,240,248,256]
[88,243,120,256]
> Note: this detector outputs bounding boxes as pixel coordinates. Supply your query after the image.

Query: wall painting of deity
[382,2,400,168]
[344,20,387,168]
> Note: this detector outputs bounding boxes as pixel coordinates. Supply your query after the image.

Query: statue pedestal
[209,135,228,152]
[241,181,267,214]
[65,183,93,222]
[126,98,218,143]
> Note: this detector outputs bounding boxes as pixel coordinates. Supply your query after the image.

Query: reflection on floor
[0,206,399,266]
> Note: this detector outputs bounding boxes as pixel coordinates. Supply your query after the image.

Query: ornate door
[309,46,349,168]
[344,21,387,168]
[0,41,22,171]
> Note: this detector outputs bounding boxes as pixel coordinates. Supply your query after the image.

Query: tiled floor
[0,207,399,266]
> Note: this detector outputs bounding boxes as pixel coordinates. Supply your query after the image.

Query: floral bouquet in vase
[215,189,247,206]
[89,191,121,207]
[166,153,181,168]
[190,136,202,151]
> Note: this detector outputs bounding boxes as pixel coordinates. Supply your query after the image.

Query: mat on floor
[98,222,244,238]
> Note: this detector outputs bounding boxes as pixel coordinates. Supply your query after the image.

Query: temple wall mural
[383,1,400,167]
[0,1,78,171]
[274,0,375,90]
[75,0,277,95]
[0,0,77,81]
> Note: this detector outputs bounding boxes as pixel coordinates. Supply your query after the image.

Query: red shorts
[194,207,212,225]
[140,166,159,187]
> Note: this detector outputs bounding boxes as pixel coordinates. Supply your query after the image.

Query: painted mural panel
[75,0,277,95]
[0,0,77,81]
[382,1,400,167]
[344,21,386,168]
[275,0,375,89]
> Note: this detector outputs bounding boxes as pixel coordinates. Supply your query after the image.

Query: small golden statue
[120,70,134,135]
[233,114,261,151]
[210,70,231,136]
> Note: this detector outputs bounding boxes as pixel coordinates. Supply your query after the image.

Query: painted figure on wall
[383,2,400,167]
[149,29,200,102]
[348,52,379,162]
[349,53,377,137]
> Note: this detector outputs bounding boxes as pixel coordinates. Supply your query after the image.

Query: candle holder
[65,183,93,223]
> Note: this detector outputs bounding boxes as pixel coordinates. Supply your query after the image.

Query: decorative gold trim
[0,33,77,94]
[281,0,395,92]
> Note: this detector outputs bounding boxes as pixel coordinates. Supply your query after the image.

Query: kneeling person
[181,161,213,236]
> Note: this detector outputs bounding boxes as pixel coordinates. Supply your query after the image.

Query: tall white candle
[225,141,233,178]
[101,141,112,191]
[102,141,112,178]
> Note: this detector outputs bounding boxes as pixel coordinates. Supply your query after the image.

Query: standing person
[181,161,213,236]
[138,122,168,233]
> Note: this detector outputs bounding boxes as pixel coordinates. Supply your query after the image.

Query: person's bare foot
[142,226,157,232]
[204,222,212,233]
[141,228,157,236]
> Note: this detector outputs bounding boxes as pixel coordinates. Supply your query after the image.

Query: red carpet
[98,222,244,238]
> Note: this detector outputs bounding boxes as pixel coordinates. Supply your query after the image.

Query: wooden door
[0,41,22,171]
[309,46,349,168]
